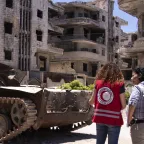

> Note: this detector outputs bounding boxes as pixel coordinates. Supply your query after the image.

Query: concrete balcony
[53,51,106,62]
[118,0,138,16]
[48,1,64,14]
[59,1,101,12]
[50,17,105,29]
[60,35,106,47]
[118,48,137,58]
[118,37,144,58]
[36,44,63,56]
[48,22,64,34]
[48,44,63,55]
[121,61,129,68]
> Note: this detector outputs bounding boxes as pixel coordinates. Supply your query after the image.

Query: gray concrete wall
[0,0,20,68]
[31,0,49,71]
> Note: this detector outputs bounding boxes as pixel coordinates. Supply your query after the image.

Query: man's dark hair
[133,67,144,82]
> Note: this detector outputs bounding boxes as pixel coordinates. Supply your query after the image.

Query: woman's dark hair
[133,67,144,82]
[95,62,124,83]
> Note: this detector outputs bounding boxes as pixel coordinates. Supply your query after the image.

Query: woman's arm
[89,88,96,105]
[120,84,126,110]
[120,93,126,110]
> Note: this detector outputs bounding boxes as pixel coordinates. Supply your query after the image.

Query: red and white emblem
[97,87,114,105]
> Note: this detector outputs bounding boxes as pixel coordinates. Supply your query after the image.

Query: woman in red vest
[89,62,126,144]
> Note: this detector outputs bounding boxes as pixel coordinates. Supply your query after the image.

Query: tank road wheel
[0,114,10,137]
[11,103,26,127]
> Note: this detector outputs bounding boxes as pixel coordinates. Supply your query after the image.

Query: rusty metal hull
[41,108,93,128]
[0,86,94,142]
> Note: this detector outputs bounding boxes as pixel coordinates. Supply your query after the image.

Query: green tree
[59,80,94,90]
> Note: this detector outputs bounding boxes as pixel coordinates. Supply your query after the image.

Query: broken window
[102,49,105,56]
[78,13,83,17]
[115,36,119,42]
[4,50,12,60]
[115,21,119,27]
[84,13,88,17]
[81,48,88,51]
[84,28,89,38]
[132,34,137,42]
[102,15,105,22]
[65,12,74,18]
[39,56,46,71]
[37,9,43,18]
[92,49,96,53]
[18,57,21,69]
[36,30,43,41]
[6,0,13,8]
[83,63,87,72]
[4,22,13,34]
[71,63,74,69]
[64,28,74,36]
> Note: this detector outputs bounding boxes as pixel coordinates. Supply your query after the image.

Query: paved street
[10,110,131,144]
[8,108,131,144]
[10,123,131,144]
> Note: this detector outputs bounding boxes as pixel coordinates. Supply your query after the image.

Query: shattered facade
[118,33,138,80]
[0,0,20,69]
[0,0,130,85]
[49,1,128,85]
[49,1,109,85]
[118,0,144,68]
[0,0,63,72]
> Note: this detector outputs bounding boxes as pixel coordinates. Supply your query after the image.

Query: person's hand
[127,117,135,126]
[128,117,133,125]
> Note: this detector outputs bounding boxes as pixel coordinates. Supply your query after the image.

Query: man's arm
[127,86,140,126]
[127,105,135,125]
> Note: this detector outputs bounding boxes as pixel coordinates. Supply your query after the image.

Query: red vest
[92,80,124,126]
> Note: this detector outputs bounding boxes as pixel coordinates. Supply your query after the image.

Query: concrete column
[74,7,77,17]
[97,62,101,70]
[138,15,143,37]
[138,53,144,67]
[132,58,136,69]
[88,30,91,40]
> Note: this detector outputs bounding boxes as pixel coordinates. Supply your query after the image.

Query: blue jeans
[96,124,121,144]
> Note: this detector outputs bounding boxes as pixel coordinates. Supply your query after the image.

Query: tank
[0,64,94,143]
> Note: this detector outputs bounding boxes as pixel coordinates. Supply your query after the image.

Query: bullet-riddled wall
[0,0,20,69]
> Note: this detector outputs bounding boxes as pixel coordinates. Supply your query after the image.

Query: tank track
[0,97,37,143]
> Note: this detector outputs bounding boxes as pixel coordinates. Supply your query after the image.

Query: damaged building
[118,32,138,80]
[118,0,143,68]
[0,0,130,86]
[0,0,63,72]
[49,1,128,85]
[50,1,109,85]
